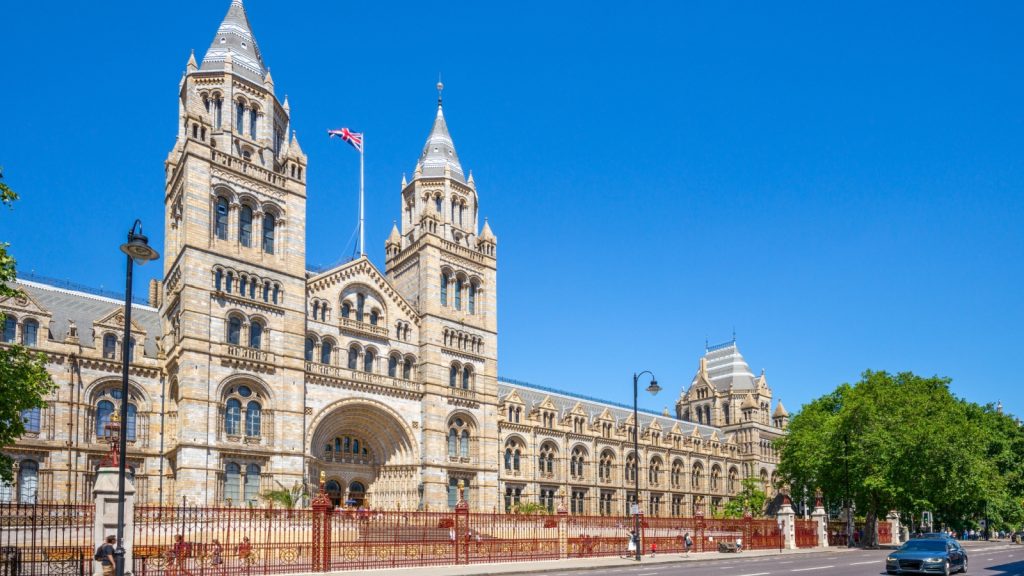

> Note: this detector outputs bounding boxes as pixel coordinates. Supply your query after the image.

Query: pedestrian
[736,536,743,553]
[650,541,657,557]
[624,529,637,558]
[683,532,693,556]
[93,535,116,576]
[237,536,253,576]
[210,538,224,575]
[173,534,194,576]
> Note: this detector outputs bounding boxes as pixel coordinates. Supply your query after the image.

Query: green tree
[261,481,308,508]
[776,371,997,547]
[722,477,769,518]
[0,167,57,483]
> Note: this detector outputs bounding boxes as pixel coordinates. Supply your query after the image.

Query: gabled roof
[415,101,465,183]
[306,256,419,322]
[13,279,161,358]
[200,0,267,84]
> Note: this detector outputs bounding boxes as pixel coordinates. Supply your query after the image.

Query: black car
[885,538,967,575]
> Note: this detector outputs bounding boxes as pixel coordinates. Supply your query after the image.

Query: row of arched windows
[213,196,278,255]
[439,269,480,314]
[448,362,475,389]
[2,316,39,347]
[442,329,484,354]
[305,337,416,379]
[223,385,263,438]
[101,333,137,362]
[226,313,268,349]
[340,292,382,326]
[215,267,282,305]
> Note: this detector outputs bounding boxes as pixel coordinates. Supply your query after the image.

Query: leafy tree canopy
[776,370,1024,539]
[0,167,57,483]
[722,477,769,518]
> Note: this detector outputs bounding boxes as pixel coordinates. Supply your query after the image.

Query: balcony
[222,344,276,371]
[305,362,422,396]
[339,317,389,339]
[320,451,375,466]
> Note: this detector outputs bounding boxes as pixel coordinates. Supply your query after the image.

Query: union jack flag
[327,128,363,152]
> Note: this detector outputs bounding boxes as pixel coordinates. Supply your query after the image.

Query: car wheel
[961,557,968,574]
[943,561,951,576]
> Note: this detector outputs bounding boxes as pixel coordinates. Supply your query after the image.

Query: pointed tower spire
[414,80,465,182]
[201,0,267,83]
[187,49,198,72]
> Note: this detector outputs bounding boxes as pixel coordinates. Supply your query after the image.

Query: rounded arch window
[347,346,359,369]
[461,365,472,390]
[223,384,265,438]
[387,354,399,377]
[403,356,414,380]
[227,315,242,345]
[22,319,38,347]
[215,197,229,240]
[321,340,333,365]
[239,205,253,247]
[539,443,556,475]
[363,349,375,372]
[305,338,315,362]
[447,416,472,459]
[249,320,264,349]
[449,363,460,387]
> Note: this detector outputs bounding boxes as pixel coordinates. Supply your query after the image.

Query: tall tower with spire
[385,83,500,508]
[160,0,308,504]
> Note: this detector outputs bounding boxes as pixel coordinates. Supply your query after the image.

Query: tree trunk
[865,510,878,549]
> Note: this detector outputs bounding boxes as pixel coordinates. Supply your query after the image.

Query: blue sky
[2,1,1022,419]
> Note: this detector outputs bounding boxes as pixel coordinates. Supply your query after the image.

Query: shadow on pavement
[984,559,1024,575]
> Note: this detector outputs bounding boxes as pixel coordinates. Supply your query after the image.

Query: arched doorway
[308,400,419,511]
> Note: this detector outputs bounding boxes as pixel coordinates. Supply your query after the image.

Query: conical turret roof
[387,222,402,245]
[415,101,465,183]
[479,218,496,242]
[773,400,789,418]
[201,0,267,84]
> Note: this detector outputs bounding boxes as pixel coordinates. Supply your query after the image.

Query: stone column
[93,466,135,576]
[811,489,829,548]
[776,488,797,550]
[556,489,569,559]
[887,511,902,546]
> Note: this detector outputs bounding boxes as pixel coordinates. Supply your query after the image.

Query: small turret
[385,222,402,258]
[772,400,789,429]
[187,50,198,73]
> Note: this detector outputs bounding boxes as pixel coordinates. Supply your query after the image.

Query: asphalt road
[545,543,1023,576]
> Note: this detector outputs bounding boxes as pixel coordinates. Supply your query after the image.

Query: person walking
[93,535,116,576]
[210,538,225,575]
[683,532,693,556]
[624,529,638,559]
[173,534,194,576]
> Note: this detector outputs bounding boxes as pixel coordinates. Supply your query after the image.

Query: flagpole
[359,136,365,258]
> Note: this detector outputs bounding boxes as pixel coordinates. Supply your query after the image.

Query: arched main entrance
[308,400,419,511]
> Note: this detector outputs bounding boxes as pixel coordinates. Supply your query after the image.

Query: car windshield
[901,540,947,551]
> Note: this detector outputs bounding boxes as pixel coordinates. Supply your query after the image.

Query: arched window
[363,349,375,372]
[347,346,359,370]
[341,302,351,319]
[468,283,476,314]
[263,281,270,302]
[103,334,117,359]
[625,454,637,482]
[18,461,38,504]
[239,205,253,247]
[249,108,258,138]
[249,321,263,349]
[462,365,472,389]
[96,400,115,439]
[649,458,662,485]
[571,447,586,478]
[262,214,276,254]
[460,430,469,458]
[225,398,241,435]
[434,196,442,213]
[226,272,234,293]
[455,278,463,310]
[387,354,398,377]
[21,408,40,434]
[215,269,223,291]
[355,294,366,322]
[440,272,449,306]
[504,448,512,470]
[244,464,260,503]
[672,461,683,488]
[215,197,229,240]
[691,464,703,490]
[125,404,137,442]
[403,357,413,380]
[449,364,458,387]
[599,451,614,482]
[236,101,245,132]
[227,316,242,345]
[305,338,315,362]
[539,444,556,475]
[126,337,136,362]
[245,402,261,436]
[369,310,378,326]
[22,319,38,347]
[448,428,457,457]
[1,317,15,343]
[224,462,240,502]
[320,341,332,364]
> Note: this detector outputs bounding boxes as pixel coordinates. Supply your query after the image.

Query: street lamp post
[632,371,661,561]
[114,220,159,576]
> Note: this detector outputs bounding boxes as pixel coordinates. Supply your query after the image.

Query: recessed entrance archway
[308,399,420,511]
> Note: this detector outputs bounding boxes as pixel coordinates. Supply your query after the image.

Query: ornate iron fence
[0,502,93,576]
[795,519,818,548]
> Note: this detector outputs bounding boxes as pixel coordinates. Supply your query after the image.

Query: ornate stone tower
[385,85,500,510]
[161,0,308,505]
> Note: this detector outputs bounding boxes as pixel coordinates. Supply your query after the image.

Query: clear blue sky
[2,1,1022,419]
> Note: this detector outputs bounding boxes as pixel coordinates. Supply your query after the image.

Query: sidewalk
[294,545,858,576]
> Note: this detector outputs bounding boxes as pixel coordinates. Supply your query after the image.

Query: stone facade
[0,0,785,515]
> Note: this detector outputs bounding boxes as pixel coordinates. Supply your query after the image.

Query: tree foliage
[722,477,768,518]
[261,482,308,509]
[776,370,1024,544]
[0,167,57,483]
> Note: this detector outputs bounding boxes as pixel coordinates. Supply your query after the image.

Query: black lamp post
[632,371,660,561]
[114,220,159,576]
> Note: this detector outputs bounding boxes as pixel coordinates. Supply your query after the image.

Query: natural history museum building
[0,0,788,515]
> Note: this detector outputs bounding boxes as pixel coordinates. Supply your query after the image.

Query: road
[543,543,1023,576]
